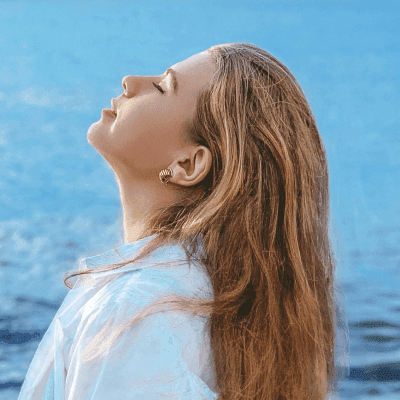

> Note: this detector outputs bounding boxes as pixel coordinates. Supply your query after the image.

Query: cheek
[110,110,185,174]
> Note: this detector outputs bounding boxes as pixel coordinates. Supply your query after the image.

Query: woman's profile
[18,43,349,400]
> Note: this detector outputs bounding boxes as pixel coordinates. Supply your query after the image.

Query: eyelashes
[152,82,165,94]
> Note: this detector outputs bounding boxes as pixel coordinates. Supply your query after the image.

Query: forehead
[170,51,216,92]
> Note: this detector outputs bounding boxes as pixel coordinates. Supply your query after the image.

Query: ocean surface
[0,1,399,398]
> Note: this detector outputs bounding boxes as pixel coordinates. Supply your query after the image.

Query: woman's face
[87,50,216,181]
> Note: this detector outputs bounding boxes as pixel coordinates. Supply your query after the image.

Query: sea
[0,1,399,399]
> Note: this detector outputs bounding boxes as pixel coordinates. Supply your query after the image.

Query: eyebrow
[165,68,178,94]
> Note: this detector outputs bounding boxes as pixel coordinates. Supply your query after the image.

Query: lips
[102,108,117,118]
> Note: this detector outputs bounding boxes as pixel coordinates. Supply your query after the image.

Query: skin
[87,50,217,243]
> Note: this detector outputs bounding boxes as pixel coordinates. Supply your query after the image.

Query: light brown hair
[65,43,343,399]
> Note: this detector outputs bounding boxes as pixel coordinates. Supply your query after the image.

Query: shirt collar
[80,234,198,277]
[81,234,157,270]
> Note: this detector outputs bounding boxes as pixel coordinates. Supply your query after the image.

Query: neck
[115,171,185,244]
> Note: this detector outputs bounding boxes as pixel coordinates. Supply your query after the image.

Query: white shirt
[18,234,219,400]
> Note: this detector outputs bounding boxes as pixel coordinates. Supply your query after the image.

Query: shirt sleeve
[64,274,218,400]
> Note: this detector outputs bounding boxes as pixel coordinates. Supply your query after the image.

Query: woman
[18,43,348,400]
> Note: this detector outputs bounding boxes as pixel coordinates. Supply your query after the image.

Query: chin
[87,120,103,146]
[87,122,118,166]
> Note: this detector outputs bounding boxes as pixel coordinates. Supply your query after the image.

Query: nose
[122,75,142,97]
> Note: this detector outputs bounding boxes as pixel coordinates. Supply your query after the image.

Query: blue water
[0,1,399,398]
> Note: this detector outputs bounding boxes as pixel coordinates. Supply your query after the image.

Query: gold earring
[159,168,173,185]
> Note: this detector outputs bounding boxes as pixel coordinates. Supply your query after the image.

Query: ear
[169,146,212,187]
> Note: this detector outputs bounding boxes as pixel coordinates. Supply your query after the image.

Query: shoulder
[79,241,212,314]
[117,242,213,305]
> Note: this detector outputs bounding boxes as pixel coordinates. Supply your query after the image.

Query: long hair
[64,43,342,400]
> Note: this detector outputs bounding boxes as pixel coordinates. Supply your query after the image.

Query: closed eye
[152,82,165,94]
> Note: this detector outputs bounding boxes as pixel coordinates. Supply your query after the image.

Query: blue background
[0,0,399,398]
